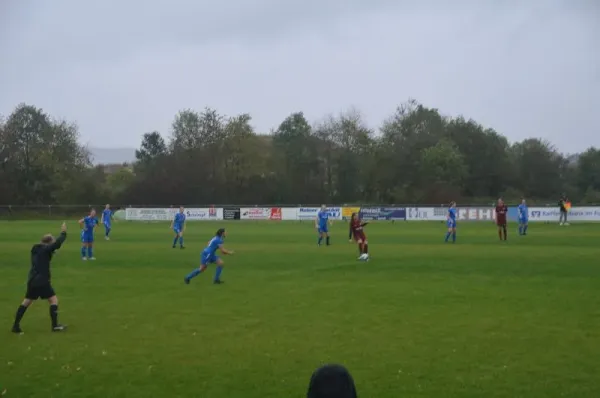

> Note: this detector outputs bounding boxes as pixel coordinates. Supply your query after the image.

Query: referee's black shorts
[25,282,56,300]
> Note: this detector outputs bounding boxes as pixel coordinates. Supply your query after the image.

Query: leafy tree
[136,132,167,164]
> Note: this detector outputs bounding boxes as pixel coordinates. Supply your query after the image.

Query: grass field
[1,220,600,398]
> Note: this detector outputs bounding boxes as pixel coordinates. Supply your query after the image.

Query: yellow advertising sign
[342,207,361,219]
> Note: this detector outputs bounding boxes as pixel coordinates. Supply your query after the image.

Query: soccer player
[316,204,331,246]
[12,222,68,333]
[184,228,233,285]
[349,213,369,260]
[518,198,529,235]
[170,206,186,249]
[445,201,457,243]
[495,198,508,241]
[558,194,569,226]
[101,204,113,240]
[78,209,97,260]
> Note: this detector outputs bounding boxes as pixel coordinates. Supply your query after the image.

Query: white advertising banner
[406,207,446,221]
[296,207,342,221]
[282,207,299,220]
[240,207,271,220]
[528,207,600,222]
[185,208,223,221]
[125,208,176,221]
[297,207,319,220]
[406,207,494,221]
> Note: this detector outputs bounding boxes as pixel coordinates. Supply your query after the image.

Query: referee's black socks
[14,305,27,327]
[50,304,58,328]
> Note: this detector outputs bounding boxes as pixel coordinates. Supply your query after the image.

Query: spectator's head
[307,364,357,398]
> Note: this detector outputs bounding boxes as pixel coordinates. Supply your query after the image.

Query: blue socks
[186,268,202,280]
[326,236,330,246]
[179,236,184,247]
[318,236,323,245]
[452,232,456,242]
[173,236,179,246]
[445,232,451,242]
[105,227,110,237]
[214,266,223,282]
[87,246,93,258]
[81,246,86,257]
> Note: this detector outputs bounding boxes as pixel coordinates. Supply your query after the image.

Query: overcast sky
[1,0,598,153]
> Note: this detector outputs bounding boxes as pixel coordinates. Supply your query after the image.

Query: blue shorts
[201,252,219,266]
[81,231,94,243]
[104,222,111,229]
[173,227,182,234]
[519,218,528,224]
[447,220,457,228]
[318,225,329,233]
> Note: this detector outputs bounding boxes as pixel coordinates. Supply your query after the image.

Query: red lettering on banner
[270,208,282,220]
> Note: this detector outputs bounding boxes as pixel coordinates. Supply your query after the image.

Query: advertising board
[240,207,271,220]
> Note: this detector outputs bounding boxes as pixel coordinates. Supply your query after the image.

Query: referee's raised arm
[46,222,68,252]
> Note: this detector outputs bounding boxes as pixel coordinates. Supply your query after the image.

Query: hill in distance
[89,147,136,165]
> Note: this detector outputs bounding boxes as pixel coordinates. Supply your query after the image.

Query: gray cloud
[1,0,598,153]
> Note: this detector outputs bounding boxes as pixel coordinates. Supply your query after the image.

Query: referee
[12,222,68,334]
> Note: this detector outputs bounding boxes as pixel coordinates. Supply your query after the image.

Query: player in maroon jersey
[349,213,369,260]
[495,198,509,241]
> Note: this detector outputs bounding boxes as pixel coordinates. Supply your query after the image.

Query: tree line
[1,101,599,206]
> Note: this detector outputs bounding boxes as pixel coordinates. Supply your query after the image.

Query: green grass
[1,221,600,398]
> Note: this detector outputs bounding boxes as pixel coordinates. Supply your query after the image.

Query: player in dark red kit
[495,198,509,241]
[349,213,369,261]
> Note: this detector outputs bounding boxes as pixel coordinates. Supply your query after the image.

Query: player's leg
[104,223,111,239]
[172,229,180,247]
[325,228,330,246]
[81,234,88,259]
[185,254,209,283]
[178,232,184,249]
[451,226,456,242]
[523,220,528,235]
[213,257,224,284]
[87,240,95,259]
[518,220,523,235]
[12,295,34,333]
[317,228,324,246]
[503,223,507,240]
[445,223,452,242]
[356,238,363,258]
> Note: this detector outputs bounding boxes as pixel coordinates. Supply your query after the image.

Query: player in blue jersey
[170,206,186,249]
[518,198,529,236]
[445,201,457,243]
[184,228,234,285]
[315,204,331,246]
[101,204,113,240]
[78,209,98,260]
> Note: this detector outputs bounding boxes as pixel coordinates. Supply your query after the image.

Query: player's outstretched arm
[219,245,233,255]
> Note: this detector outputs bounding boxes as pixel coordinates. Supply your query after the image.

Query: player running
[518,198,529,236]
[349,213,369,261]
[184,228,233,285]
[78,209,98,260]
[316,204,331,246]
[101,204,113,240]
[495,198,508,241]
[170,206,186,249]
[444,202,457,243]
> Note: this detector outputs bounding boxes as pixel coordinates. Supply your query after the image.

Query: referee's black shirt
[28,232,67,285]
